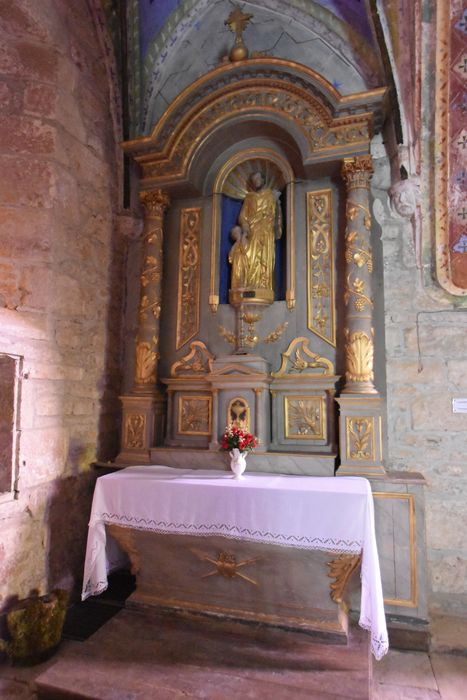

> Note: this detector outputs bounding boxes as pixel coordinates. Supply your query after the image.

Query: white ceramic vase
[229,448,247,479]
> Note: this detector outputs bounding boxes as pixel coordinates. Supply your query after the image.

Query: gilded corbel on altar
[327,554,362,605]
[306,189,335,346]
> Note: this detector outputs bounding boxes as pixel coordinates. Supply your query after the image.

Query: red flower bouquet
[220,423,257,453]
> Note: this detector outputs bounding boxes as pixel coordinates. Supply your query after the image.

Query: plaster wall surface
[372,146,467,618]
[0,0,123,606]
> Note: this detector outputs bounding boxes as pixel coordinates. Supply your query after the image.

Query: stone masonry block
[23,82,56,117]
[426,499,467,550]
[447,360,467,388]
[430,554,467,595]
[411,392,467,431]
[0,1,48,41]
[0,155,56,207]
[0,79,22,114]
[0,207,52,260]
[386,358,446,384]
[0,115,55,155]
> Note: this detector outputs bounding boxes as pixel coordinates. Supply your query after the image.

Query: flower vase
[229,448,247,479]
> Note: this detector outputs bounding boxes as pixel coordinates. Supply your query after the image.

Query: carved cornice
[123,60,387,187]
[341,155,374,190]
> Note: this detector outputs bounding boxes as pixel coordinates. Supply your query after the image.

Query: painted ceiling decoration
[124,0,386,137]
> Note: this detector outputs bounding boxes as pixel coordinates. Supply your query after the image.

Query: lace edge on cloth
[359,618,389,660]
[82,580,108,601]
[91,514,364,553]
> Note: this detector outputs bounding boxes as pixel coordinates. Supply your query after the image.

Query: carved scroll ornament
[170,341,214,377]
[272,337,334,377]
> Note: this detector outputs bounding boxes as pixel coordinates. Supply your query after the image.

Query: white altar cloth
[82,466,388,659]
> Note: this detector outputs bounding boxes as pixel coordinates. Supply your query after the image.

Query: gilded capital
[341,156,374,190]
[140,189,170,217]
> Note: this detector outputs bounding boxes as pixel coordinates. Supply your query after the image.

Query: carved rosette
[134,189,170,391]
[341,157,376,394]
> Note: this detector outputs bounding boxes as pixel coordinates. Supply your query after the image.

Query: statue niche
[219,159,287,308]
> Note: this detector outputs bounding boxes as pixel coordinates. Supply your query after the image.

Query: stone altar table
[82,466,388,659]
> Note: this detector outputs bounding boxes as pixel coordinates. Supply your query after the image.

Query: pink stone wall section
[0,0,124,605]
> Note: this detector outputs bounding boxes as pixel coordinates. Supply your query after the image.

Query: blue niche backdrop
[219,194,286,305]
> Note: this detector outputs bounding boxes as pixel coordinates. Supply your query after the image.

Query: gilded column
[134,189,170,391]
[117,189,170,464]
[337,156,385,477]
[341,156,376,395]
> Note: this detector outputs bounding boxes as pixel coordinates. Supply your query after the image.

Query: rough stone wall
[0,0,123,605]
[372,144,467,618]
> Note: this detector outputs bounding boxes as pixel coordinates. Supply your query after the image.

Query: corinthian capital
[341,156,374,190]
[139,189,170,217]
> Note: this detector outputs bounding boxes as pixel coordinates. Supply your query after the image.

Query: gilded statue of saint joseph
[229,172,283,297]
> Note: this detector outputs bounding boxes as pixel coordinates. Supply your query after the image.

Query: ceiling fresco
[125,0,385,136]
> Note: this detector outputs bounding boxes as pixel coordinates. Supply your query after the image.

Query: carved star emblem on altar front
[191,549,260,586]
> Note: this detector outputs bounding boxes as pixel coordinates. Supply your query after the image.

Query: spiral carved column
[336,156,385,477]
[118,189,170,463]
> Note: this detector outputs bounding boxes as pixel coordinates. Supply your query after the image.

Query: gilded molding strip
[176,208,201,349]
[306,189,335,345]
[373,493,417,608]
[177,395,212,436]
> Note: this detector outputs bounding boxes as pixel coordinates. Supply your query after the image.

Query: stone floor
[0,611,466,699]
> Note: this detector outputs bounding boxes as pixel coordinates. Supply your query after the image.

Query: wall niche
[0,354,21,500]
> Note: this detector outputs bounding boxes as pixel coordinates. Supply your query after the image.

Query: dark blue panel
[219,196,242,304]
